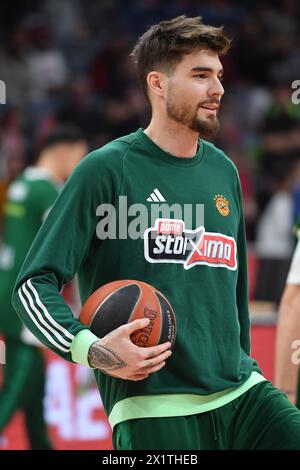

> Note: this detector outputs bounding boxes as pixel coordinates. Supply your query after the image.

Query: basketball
[79,280,176,348]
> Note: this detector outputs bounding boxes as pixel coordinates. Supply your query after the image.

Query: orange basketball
[79,280,176,348]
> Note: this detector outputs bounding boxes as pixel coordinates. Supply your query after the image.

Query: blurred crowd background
[0,0,300,306]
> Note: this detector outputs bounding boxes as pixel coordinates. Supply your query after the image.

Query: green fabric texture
[0,168,59,338]
[108,371,265,428]
[13,129,261,423]
[70,328,99,367]
[113,381,300,450]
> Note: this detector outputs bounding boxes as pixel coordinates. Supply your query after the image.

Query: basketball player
[0,126,87,448]
[12,16,300,449]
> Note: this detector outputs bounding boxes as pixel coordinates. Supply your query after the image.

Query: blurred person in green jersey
[0,126,87,449]
[0,153,25,234]
[12,17,300,449]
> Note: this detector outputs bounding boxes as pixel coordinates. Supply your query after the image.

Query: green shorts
[0,337,52,449]
[113,381,300,450]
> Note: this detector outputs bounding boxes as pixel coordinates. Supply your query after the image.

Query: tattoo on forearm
[88,342,127,371]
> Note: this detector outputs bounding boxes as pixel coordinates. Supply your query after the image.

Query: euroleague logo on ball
[144,218,237,271]
[131,307,158,347]
[80,280,177,349]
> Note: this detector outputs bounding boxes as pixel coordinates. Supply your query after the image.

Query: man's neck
[144,118,199,158]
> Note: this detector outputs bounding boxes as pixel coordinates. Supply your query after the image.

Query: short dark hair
[39,125,85,153]
[131,15,231,104]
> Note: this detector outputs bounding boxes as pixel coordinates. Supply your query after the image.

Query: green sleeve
[235,171,251,355]
[12,150,121,365]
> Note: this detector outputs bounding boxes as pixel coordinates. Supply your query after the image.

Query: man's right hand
[87,318,172,381]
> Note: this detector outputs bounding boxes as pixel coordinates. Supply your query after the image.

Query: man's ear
[147,71,165,99]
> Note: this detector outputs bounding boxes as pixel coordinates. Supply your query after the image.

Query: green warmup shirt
[0,167,59,338]
[13,129,264,427]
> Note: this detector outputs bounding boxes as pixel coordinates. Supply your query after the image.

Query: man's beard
[166,93,220,138]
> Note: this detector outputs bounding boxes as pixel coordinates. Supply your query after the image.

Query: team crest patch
[214,194,230,216]
[144,218,237,271]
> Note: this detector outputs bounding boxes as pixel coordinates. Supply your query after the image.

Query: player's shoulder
[72,131,140,177]
[7,168,58,203]
[202,140,238,175]
[23,168,58,190]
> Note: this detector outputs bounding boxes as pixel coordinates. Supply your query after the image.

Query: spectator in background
[0,28,32,107]
[255,162,300,304]
[58,76,104,146]
[0,154,25,236]
[259,82,300,206]
[26,19,69,104]
[225,148,258,241]
[0,126,87,449]
[0,108,27,234]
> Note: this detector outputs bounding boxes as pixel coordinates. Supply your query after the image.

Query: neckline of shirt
[136,128,205,167]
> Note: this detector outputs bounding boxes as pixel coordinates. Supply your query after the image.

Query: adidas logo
[147,188,166,203]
